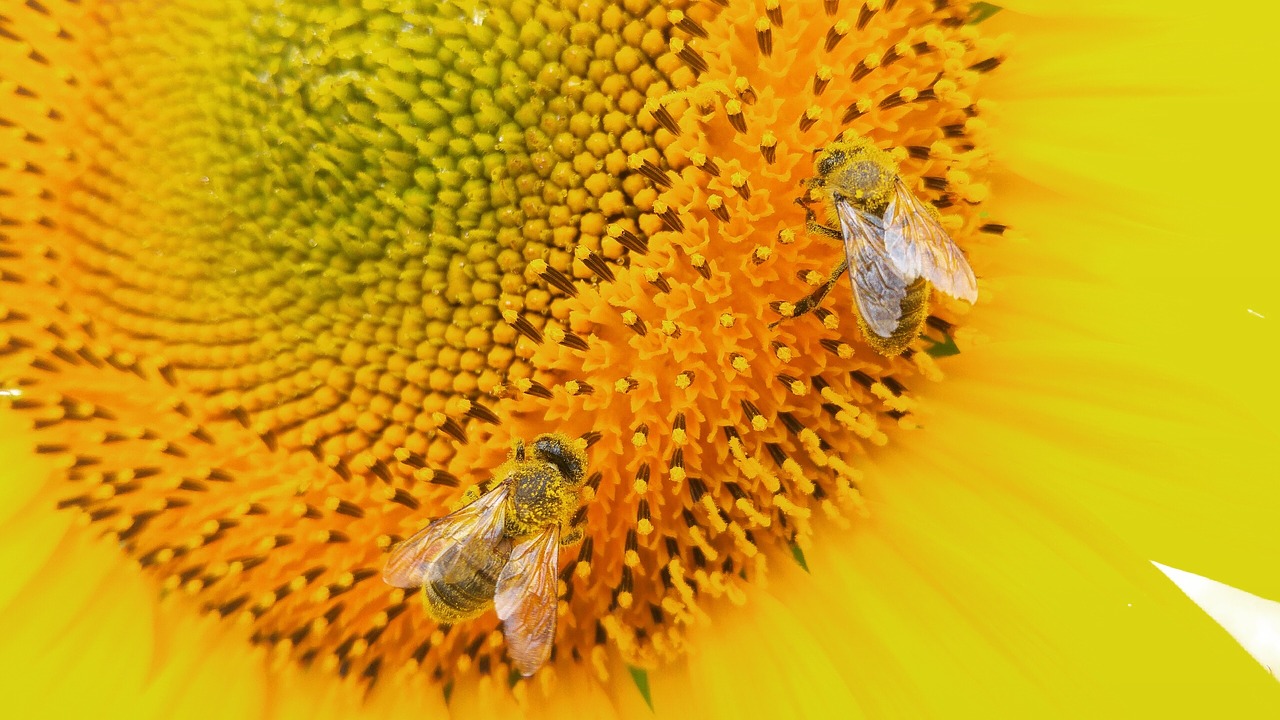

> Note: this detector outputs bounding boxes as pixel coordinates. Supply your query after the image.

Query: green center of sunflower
[0,0,1006,696]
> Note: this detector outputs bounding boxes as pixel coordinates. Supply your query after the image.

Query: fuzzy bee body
[420,538,510,623]
[383,433,588,675]
[776,137,978,355]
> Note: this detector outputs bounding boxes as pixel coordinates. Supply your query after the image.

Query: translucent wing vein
[382,483,509,589]
[836,200,908,337]
[494,527,560,676]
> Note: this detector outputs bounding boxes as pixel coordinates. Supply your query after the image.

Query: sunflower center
[0,0,1005,696]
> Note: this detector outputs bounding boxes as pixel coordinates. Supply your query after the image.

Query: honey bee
[774,136,978,355]
[383,432,589,676]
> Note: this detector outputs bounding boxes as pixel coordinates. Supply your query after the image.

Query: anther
[324,497,365,518]
[689,151,720,177]
[628,154,672,189]
[607,224,649,255]
[675,370,695,389]
[798,106,821,132]
[644,268,672,293]
[813,66,833,96]
[856,2,876,29]
[382,487,419,510]
[433,414,468,444]
[765,0,783,25]
[724,100,746,133]
[645,98,680,136]
[621,310,647,337]
[739,400,767,432]
[754,17,773,56]
[465,401,500,425]
[814,307,838,330]
[670,38,708,75]
[501,310,543,344]
[526,379,554,398]
[759,132,777,164]
[636,499,653,535]
[653,200,684,232]
[669,447,686,482]
[825,20,850,52]
[822,339,855,359]
[624,528,641,568]
[689,254,711,279]
[843,98,871,123]
[633,465,651,494]
[574,246,616,282]
[777,374,807,396]
[530,258,578,297]
[969,57,1003,73]
[667,10,709,38]
[730,173,750,200]
[546,324,591,351]
[707,195,730,222]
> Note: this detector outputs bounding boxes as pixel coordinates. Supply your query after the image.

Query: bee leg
[559,524,586,547]
[459,479,494,504]
[770,258,850,327]
[802,208,841,241]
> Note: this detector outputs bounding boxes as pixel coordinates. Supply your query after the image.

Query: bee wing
[883,177,978,302]
[382,482,510,589]
[494,526,560,676]
[835,199,909,338]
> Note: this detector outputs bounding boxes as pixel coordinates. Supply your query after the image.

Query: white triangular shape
[1155,561,1280,680]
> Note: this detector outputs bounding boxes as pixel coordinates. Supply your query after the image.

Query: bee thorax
[506,463,576,535]
[839,160,887,195]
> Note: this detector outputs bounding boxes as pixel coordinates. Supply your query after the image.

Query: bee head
[529,432,588,486]
[815,138,898,209]
[815,148,846,177]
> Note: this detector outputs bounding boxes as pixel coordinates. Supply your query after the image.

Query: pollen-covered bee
[774,136,978,355]
[383,432,589,676]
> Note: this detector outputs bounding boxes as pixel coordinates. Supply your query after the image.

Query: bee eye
[532,435,585,484]
[817,150,844,176]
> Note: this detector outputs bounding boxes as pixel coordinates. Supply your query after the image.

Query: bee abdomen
[421,547,509,622]
[860,277,930,356]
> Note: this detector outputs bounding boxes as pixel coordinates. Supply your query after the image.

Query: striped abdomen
[421,541,512,622]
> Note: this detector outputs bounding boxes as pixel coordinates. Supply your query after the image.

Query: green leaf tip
[628,665,654,712]
[924,332,961,358]
[790,542,811,573]
[969,2,1003,24]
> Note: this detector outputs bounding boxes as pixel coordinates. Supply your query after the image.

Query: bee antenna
[513,439,526,461]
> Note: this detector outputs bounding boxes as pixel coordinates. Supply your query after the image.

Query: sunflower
[3,0,1279,717]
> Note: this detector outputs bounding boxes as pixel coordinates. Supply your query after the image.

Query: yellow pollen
[4,0,1001,690]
